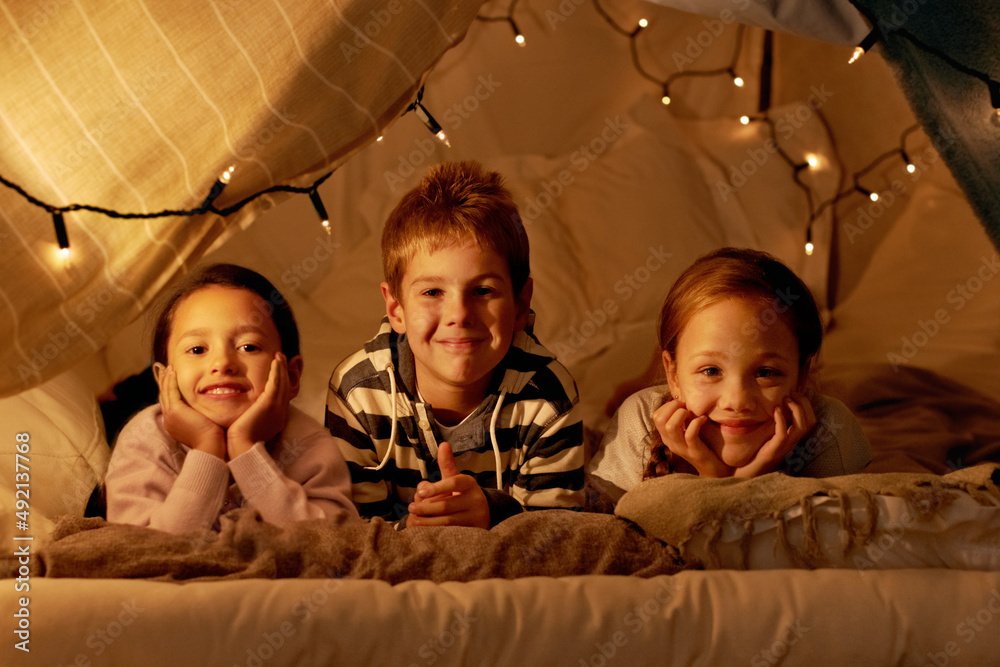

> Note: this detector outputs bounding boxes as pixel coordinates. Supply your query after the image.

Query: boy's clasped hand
[407,442,491,529]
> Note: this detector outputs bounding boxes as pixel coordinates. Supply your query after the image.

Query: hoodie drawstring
[488,389,508,491]
[367,361,508,494]
[365,361,398,472]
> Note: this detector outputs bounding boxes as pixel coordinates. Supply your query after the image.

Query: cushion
[0,369,110,545]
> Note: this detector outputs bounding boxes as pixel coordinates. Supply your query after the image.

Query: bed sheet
[4,570,1000,665]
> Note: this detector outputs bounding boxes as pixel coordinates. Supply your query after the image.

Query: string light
[475,0,525,47]
[52,211,69,257]
[1,167,337,262]
[989,80,1000,125]
[6,0,977,271]
[808,123,926,236]
[0,62,443,261]
[587,0,747,108]
[469,2,947,259]
[199,165,235,210]
[309,189,331,234]
[848,29,880,64]
[900,147,915,172]
[407,86,450,147]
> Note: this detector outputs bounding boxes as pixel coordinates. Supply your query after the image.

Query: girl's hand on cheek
[157,365,226,459]
[734,393,816,478]
[228,353,290,459]
[652,397,732,478]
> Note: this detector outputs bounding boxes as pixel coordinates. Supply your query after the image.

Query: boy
[325,161,584,528]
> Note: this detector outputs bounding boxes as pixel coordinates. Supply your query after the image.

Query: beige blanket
[3,509,686,583]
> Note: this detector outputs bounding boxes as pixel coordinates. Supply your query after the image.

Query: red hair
[381,161,529,298]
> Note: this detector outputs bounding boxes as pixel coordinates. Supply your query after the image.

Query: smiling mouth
[438,338,483,350]
[200,384,248,396]
[716,420,765,436]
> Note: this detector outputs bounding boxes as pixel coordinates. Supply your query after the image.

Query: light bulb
[870,192,879,202]
[733,76,744,88]
[848,47,864,64]
[804,241,814,256]
[806,154,819,168]
[739,115,750,125]
[515,33,525,46]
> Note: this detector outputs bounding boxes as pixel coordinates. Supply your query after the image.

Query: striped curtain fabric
[0,0,480,397]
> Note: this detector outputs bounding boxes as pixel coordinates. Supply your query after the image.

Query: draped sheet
[0,0,482,397]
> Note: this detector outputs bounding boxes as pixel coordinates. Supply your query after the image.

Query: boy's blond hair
[381,161,530,298]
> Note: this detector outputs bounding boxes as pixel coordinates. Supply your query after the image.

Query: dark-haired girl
[106,264,357,533]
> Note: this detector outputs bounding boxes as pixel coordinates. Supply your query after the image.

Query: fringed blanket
[616,462,1000,569]
[2,509,687,583]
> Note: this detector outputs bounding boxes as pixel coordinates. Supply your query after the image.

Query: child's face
[382,241,531,408]
[157,285,297,428]
[665,297,801,468]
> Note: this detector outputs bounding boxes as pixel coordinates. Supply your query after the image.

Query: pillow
[615,463,1000,570]
[0,369,110,546]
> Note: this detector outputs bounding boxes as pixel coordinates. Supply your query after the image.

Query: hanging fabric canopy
[0,0,482,398]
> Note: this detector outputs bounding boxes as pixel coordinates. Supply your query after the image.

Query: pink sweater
[106,404,359,533]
